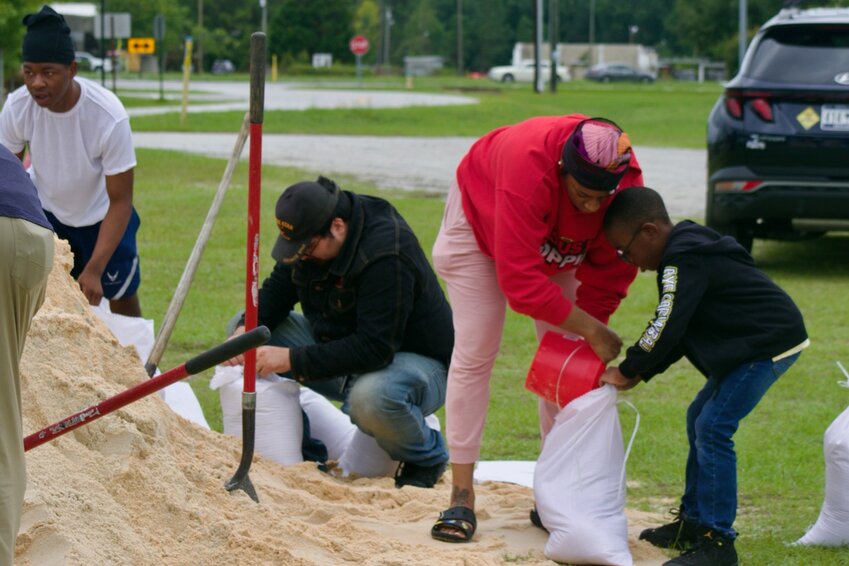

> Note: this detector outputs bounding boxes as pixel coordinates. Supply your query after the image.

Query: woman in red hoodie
[430,115,643,542]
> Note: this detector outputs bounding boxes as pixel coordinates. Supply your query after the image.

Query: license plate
[821,105,849,130]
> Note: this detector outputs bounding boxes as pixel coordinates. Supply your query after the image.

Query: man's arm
[77,169,133,305]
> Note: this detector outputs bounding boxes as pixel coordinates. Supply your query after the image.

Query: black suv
[706,7,849,251]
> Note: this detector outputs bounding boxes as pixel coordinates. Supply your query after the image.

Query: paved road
[121,79,477,116]
[133,131,707,218]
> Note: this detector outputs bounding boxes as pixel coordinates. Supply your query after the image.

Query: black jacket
[619,221,807,382]
[256,191,454,381]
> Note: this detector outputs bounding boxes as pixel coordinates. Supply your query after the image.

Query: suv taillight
[750,97,774,122]
[715,180,764,193]
[724,90,775,122]
[724,95,743,119]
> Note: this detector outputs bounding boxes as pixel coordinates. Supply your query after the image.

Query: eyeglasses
[616,225,643,263]
[297,235,322,260]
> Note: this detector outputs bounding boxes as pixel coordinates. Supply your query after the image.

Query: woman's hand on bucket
[559,307,622,363]
[585,324,622,363]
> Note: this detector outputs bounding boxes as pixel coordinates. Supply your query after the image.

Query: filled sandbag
[794,402,849,547]
[90,302,209,429]
[299,388,357,462]
[534,384,633,566]
[211,365,303,466]
[337,414,442,478]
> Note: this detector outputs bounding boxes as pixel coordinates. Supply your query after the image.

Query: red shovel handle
[23,326,271,451]
[243,32,266,395]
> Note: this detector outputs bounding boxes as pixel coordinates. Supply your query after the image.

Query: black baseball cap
[271,179,339,263]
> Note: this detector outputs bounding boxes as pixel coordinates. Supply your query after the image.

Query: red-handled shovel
[224,31,265,503]
[24,326,271,452]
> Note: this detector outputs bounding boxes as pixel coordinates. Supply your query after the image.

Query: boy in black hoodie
[600,187,808,566]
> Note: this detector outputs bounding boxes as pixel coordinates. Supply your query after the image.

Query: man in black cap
[0,5,142,317]
[225,176,454,488]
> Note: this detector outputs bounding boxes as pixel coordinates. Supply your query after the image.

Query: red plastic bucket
[525,331,605,408]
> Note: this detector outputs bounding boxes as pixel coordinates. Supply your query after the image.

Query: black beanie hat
[22,5,75,65]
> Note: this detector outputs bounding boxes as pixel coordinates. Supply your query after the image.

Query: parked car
[706,6,849,251]
[74,51,114,73]
[212,59,235,74]
[487,60,570,83]
[584,62,655,83]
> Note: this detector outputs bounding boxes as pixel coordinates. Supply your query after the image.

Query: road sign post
[154,14,165,101]
[349,35,370,87]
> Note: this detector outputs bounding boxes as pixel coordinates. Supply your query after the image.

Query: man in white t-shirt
[0,5,142,316]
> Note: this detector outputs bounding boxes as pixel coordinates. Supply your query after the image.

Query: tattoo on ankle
[451,486,472,508]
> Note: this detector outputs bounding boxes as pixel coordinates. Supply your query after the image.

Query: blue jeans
[231,312,449,467]
[680,353,801,538]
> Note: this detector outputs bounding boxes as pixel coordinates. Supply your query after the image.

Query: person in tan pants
[0,144,54,566]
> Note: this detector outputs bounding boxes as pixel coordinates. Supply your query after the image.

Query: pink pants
[432,181,579,464]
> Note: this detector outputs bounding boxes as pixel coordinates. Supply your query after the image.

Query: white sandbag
[90,302,210,429]
[299,388,356,462]
[159,381,210,430]
[337,413,442,478]
[210,365,303,466]
[534,384,633,566]
[794,403,849,547]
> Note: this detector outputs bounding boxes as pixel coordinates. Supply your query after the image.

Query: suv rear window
[747,25,849,84]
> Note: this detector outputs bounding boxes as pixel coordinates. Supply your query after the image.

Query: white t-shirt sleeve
[0,91,28,155]
[101,116,137,176]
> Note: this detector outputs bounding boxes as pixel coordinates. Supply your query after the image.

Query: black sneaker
[639,508,706,550]
[663,531,738,566]
[395,461,447,488]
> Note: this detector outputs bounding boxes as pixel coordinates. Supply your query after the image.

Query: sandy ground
[15,240,671,565]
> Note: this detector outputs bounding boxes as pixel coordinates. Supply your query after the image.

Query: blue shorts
[44,208,141,300]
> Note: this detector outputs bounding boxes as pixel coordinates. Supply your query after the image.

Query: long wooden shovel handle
[145,113,252,377]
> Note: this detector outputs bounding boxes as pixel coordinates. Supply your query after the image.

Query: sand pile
[15,239,668,565]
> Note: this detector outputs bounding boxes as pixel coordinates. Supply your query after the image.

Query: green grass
[119,96,183,108]
[134,146,849,564]
[129,79,722,148]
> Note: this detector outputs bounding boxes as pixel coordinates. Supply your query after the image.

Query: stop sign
[349,35,369,56]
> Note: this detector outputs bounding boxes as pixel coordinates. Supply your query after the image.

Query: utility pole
[589,0,596,66]
[260,0,267,36]
[456,0,463,76]
[197,0,203,74]
[100,0,106,86]
[549,0,559,93]
[384,4,393,70]
[739,0,748,71]
[534,0,543,93]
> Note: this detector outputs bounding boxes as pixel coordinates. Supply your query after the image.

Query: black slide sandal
[431,506,477,543]
[530,507,548,532]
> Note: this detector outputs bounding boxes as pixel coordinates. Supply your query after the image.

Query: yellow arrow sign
[128,37,156,54]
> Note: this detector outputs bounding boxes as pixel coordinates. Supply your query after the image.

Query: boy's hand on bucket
[600,367,642,391]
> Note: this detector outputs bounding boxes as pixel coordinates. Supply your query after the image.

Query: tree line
[2,0,849,79]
